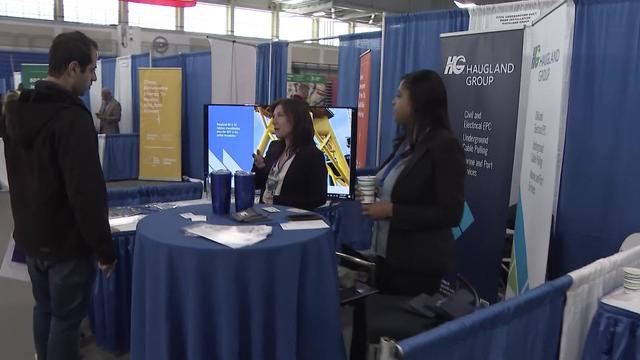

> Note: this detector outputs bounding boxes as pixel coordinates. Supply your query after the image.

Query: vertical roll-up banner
[90,60,103,131]
[441,28,524,302]
[507,2,574,297]
[115,56,134,134]
[139,68,182,181]
[13,72,21,90]
[209,38,257,104]
[21,64,48,89]
[356,50,372,168]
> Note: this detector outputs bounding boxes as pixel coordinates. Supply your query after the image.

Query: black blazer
[253,140,328,210]
[383,127,465,276]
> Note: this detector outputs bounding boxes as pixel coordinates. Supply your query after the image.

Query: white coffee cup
[356,176,377,204]
[360,189,375,204]
[357,176,376,186]
[362,195,375,204]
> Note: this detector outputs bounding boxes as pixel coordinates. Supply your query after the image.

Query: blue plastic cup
[210,170,232,215]
[234,171,256,212]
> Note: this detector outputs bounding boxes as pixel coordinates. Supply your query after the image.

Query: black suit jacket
[383,127,465,276]
[253,140,327,210]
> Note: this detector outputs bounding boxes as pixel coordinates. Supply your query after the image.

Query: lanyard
[377,128,430,187]
[378,150,404,188]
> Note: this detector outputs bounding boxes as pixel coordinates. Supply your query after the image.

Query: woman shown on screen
[252,98,327,210]
[359,69,466,296]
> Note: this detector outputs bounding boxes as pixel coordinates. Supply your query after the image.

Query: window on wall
[0,0,54,20]
[318,18,350,46]
[278,12,312,41]
[128,2,176,31]
[64,0,118,25]
[354,24,380,34]
[184,2,227,34]
[234,7,271,39]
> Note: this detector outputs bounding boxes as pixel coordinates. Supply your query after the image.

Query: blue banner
[440,29,524,302]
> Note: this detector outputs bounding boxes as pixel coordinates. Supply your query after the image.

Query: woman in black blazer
[252,98,327,210]
[361,69,465,296]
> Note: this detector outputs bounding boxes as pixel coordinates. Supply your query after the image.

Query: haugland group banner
[356,50,372,168]
[441,28,524,302]
[138,68,182,181]
[507,2,575,297]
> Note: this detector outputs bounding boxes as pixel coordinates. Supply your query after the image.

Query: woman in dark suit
[361,69,465,296]
[252,98,327,210]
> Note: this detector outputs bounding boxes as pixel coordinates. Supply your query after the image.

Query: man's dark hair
[48,31,98,77]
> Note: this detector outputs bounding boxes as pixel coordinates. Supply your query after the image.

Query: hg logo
[444,55,466,75]
[531,45,541,69]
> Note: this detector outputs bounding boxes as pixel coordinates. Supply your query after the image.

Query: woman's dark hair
[394,69,451,155]
[270,98,315,152]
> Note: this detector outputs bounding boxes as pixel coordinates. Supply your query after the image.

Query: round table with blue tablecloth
[130,204,346,360]
[582,289,640,360]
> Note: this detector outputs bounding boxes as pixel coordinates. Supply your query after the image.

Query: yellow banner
[138,68,182,181]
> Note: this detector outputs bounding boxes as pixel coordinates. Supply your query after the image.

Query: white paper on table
[109,215,145,227]
[108,199,209,233]
[280,220,329,230]
[109,215,147,232]
[180,212,196,219]
[180,213,207,222]
[602,287,640,315]
[286,208,309,214]
[184,224,272,248]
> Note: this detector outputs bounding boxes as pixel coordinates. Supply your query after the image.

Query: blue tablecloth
[130,205,346,360]
[103,134,139,181]
[399,275,573,360]
[583,301,640,360]
[317,200,373,251]
[89,230,136,354]
[107,181,202,207]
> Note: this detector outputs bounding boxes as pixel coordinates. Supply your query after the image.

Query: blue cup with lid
[210,169,232,215]
[234,171,256,212]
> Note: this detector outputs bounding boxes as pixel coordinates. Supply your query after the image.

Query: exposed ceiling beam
[277,1,333,14]
[337,11,376,21]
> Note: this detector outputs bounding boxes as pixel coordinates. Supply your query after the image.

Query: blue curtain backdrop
[551,0,640,276]
[255,42,288,105]
[131,54,151,134]
[102,53,209,179]
[183,52,211,179]
[101,58,116,95]
[337,32,382,169]
[0,50,48,88]
[379,10,469,163]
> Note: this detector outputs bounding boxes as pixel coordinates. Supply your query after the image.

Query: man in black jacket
[1,31,116,360]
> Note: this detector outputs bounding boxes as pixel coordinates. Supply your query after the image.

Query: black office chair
[337,250,480,360]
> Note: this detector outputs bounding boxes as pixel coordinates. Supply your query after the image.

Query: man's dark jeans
[26,256,95,360]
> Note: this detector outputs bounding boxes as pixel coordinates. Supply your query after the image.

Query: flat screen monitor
[204,104,357,199]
